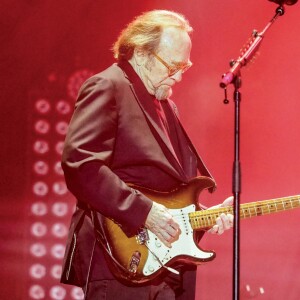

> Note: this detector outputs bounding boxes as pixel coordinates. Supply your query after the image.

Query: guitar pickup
[128,251,141,274]
[136,228,149,245]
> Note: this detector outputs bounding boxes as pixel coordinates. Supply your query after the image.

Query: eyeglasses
[151,52,193,77]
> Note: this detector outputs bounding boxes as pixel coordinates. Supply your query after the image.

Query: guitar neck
[189,195,300,231]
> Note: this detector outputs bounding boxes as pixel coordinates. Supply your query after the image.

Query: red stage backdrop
[1,1,299,299]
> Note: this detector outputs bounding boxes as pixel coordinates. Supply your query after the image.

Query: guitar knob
[148,265,154,272]
[155,240,162,248]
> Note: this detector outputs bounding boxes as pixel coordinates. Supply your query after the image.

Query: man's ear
[133,47,147,66]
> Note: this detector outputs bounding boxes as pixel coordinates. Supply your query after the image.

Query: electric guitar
[96,176,300,285]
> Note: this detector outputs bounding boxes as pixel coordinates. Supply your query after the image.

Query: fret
[241,207,245,219]
[281,199,285,210]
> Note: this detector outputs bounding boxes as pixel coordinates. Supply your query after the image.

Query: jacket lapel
[132,86,181,155]
[129,84,183,166]
[118,61,186,178]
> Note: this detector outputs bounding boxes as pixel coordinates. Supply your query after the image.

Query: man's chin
[155,86,173,100]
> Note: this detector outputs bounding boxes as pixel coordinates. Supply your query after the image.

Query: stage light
[33,161,49,175]
[35,99,51,114]
[31,202,48,216]
[51,202,68,217]
[70,287,84,300]
[29,264,46,279]
[67,69,94,100]
[55,121,68,135]
[30,222,47,237]
[34,119,50,134]
[51,223,68,238]
[50,264,62,279]
[33,181,49,196]
[29,284,45,299]
[52,181,68,195]
[28,68,84,300]
[47,72,57,83]
[50,244,65,259]
[30,243,47,257]
[33,140,49,155]
[49,285,66,300]
[56,100,71,115]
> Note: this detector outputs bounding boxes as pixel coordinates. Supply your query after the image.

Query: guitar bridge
[136,228,149,245]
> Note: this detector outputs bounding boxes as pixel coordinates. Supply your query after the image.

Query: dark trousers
[85,280,175,299]
[84,267,197,300]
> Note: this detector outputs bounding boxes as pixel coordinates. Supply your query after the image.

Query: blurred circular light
[54,161,63,176]
[55,121,68,135]
[33,161,49,175]
[29,284,45,299]
[52,202,68,217]
[33,140,49,155]
[33,182,49,196]
[30,243,47,257]
[47,72,57,82]
[51,223,68,238]
[35,99,51,114]
[55,141,64,155]
[52,181,67,195]
[56,100,71,115]
[71,287,84,300]
[50,264,62,279]
[31,202,48,216]
[31,222,47,237]
[51,244,65,259]
[34,120,50,134]
[29,264,46,279]
[67,69,94,100]
[49,285,66,300]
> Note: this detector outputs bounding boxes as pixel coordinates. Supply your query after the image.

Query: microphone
[268,0,298,5]
[220,30,263,88]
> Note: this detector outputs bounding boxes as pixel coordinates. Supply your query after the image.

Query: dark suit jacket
[60,61,213,286]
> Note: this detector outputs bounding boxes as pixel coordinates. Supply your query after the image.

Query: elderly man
[61,10,233,300]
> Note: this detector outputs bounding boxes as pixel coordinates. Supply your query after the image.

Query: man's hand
[145,202,181,248]
[207,196,234,235]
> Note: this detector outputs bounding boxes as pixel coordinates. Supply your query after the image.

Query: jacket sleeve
[62,74,152,237]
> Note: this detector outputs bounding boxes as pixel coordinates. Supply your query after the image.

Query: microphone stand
[232,73,242,300]
[219,5,286,300]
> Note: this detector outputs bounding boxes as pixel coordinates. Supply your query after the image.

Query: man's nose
[171,70,183,82]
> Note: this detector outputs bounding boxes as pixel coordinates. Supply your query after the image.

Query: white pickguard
[143,204,214,276]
